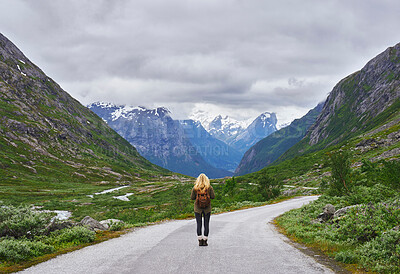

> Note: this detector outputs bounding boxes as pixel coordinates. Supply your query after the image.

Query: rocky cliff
[280,43,400,160]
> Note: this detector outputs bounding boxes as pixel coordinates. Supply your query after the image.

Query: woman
[191,173,215,246]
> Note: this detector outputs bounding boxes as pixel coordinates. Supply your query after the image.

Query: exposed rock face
[281,43,400,160]
[235,103,323,175]
[0,33,166,184]
[80,216,107,231]
[88,103,232,178]
[309,43,400,147]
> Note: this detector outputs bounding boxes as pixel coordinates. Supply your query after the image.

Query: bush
[359,230,400,273]
[223,177,237,193]
[335,250,358,264]
[326,151,352,196]
[256,174,282,200]
[335,203,400,243]
[109,221,125,231]
[49,226,95,245]
[0,205,52,238]
[347,184,395,204]
[380,160,400,190]
[0,238,54,262]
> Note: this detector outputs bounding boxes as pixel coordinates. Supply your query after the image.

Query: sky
[1,0,400,125]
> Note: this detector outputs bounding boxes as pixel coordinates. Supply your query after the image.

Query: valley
[1,31,400,273]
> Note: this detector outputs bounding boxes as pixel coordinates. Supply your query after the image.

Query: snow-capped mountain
[231,112,278,153]
[179,120,242,172]
[191,111,278,153]
[88,102,232,178]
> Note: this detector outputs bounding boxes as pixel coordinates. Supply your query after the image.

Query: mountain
[234,102,324,176]
[191,112,278,154]
[88,103,232,178]
[230,112,278,153]
[207,115,247,144]
[0,33,168,191]
[179,119,242,172]
[279,42,400,161]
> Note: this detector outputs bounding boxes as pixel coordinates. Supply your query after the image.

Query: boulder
[45,219,75,234]
[99,219,125,230]
[334,205,359,218]
[80,216,107,231]
[317,204,335,221]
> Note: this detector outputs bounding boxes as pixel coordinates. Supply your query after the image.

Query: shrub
[0,205,52,238]
[0,238,54,262]
[335,250,358,264]
[223,177,237,193]
[50,226,95,245]
[326,151,352,196]
[256,174,282,200]
[109,221,125,231]
[347,184,395,204]
[380,160,400,190]
[335,203,400,243]
[359,230,400,273]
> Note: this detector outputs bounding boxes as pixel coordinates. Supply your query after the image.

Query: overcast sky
[1,0,400,125]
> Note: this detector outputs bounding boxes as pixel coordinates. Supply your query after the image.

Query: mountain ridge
[88,102,233,178]
[278,42,400,162]
[0,33,169,196]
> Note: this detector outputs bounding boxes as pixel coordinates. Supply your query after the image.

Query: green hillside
[0,33,177,209]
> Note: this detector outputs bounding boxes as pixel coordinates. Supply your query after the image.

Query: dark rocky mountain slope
[280,43,400,161]
[235,102,324,176]
[0,33,169,193]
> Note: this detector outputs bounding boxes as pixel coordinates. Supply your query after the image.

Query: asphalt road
[22,196,333,274]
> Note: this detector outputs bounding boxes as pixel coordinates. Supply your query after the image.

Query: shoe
[198,236,204,246]
[203,236,208,246]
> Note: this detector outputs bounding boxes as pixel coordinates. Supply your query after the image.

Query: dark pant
[195,211,211,236]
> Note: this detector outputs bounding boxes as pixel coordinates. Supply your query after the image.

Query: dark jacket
[191,186,215,214]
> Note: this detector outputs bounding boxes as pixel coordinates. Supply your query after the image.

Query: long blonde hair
[194,173,210,192]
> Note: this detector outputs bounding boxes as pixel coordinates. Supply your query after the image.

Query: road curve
[22,196,333,274]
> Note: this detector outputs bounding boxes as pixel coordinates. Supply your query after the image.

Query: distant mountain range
[88,103,237,178]
[190,111,278,153]
[88,103,279,177]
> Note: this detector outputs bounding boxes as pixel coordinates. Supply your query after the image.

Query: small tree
[257,173,282,200]
[224,176,236,193]
[327,150,352,196]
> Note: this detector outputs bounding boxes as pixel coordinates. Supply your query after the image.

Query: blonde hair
[194,173,210,192]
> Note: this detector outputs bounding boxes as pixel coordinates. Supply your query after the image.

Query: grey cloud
[1,0,400,122]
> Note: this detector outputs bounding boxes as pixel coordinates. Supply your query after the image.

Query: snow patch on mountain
[88,102,171,122]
